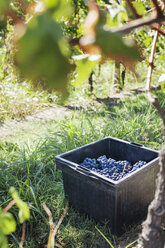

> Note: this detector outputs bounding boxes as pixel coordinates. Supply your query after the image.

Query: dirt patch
[0,106,72,140]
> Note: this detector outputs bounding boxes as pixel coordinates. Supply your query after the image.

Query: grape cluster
[80,155,146,181]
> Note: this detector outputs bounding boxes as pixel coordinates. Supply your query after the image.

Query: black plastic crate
[55,137,159,235]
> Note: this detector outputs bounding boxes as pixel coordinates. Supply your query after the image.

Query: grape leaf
[80,3,140,71]
[132,1,146,16]
[106,3,127,26]
[0,232,8,248]
[15,11,73,92]
[0,0,10,14]
[73,54,100,85]
[0,210,16,235]
[95,24,140,63]
[108,5,121,21]
[161,82,165,91]
[43,0,73,19]
[10,187,30,224]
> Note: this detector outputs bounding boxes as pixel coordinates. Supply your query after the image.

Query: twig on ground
[42,204,54,248]
[52,203,68,239]
[2,200,16,213]
[43,202,68,248]
[19,222,26,248]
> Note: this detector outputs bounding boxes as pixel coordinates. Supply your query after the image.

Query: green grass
[0,88,164,247]
[0,32,59,122]
[0,128,111,248]
[0,76,59,121]
[0,34,165,247]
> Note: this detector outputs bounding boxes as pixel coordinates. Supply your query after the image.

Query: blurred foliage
[0,209,16,248]
[79,2,140,72]
[0,0,164,246]
[0,0,142,92]
[73,54,101,85]
[10,187,30,223]
[0,188,30,248]
[15,10,73,92]
[0,0,164,91]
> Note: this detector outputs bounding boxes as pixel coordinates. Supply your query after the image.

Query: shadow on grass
[64,88,164,118]
[0,121,4,127]
[95,96,121,108]
[130,85,161,95]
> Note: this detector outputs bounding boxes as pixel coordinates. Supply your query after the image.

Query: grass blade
[95,226,114,248]
[125,239,137,248]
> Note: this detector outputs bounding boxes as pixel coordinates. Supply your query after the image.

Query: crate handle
[76,165,91,176]
[76,166,115,186]
[130,142,143,147]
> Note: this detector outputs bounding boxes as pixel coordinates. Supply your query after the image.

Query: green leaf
[143,36,152,48]
[132,1,146,16]
[0,232,8,248]
[10,187,30,223]
[43,0,59,8]
[161,82,165,91]
[73,54,100,85]
[15,11,73,92]
[108,5,121,21]
[159,74,165,90]
[123,1,135,20]
[107,3,127,26]
[0,0,10,14]
[43,0,73,19]
[0,211,16,235]
[95,23,140,65]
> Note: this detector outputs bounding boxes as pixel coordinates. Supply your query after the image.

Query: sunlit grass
[0,88,164,247]
[0,35,165,247]
[0,77,57,121]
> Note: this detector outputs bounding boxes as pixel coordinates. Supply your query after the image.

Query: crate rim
[55,136,159,186]
[56,136,159,157]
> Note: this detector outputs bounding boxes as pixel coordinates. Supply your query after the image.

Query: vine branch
[151,0,163,16]
[146,29,159,95]
[112,13,165,34]
[125,0,142,19]
[151,24,165,36]
[140,26,165,248]
[145,28,165,137]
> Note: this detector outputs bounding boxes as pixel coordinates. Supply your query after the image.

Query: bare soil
[0,106,72,141]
